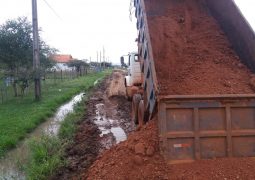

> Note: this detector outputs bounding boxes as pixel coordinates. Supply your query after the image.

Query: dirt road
[52,70,133,179]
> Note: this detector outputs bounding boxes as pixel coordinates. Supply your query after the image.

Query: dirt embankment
[52,70,133,179]
[146,0,255,95]
[86,120,168,180]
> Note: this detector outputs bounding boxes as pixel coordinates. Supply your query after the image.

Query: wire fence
[0,68,96,104]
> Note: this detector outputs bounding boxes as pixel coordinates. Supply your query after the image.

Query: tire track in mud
[52,70,133,179]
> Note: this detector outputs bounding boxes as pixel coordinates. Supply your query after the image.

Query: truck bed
[135,0,255,163]
[145,0,254,95]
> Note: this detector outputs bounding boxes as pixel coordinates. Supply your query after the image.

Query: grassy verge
[0,71,110,157]
[25,83,97,179]
[25,135,64,179]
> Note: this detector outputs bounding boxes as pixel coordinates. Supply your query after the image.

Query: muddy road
[53,70,133,179]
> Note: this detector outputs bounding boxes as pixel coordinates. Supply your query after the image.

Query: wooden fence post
[61,70,63,81]
[54,70,56,84]
[1,88,3,104]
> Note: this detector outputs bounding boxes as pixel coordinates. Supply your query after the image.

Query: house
[50,54,75,71]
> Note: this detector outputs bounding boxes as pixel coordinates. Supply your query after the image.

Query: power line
[41,0,62,20]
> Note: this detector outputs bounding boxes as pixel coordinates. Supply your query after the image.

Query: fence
[0,68,96,104]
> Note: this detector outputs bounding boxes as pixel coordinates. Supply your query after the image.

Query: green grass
[25,82,99,179]
[0,70,110,158]
[58,99,87,140]
[26,135,64,180]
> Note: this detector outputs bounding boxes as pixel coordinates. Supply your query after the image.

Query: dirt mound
[85,120,170,180]
[85,119,255,180]
[169,158,255,180]
[107,70,126,97]
[146,0,255,95]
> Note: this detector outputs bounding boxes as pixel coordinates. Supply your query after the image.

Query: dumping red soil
[86,119,255,180]
[84,1,255,179]
[146,0,255,95]
[55,0,255,179]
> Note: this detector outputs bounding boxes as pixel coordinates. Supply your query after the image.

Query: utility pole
[97,51,99,68]
[103,46,106,69]
[100,51,102,69]
[32,0,41,101]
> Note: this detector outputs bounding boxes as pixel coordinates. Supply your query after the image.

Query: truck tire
[126,88,132,101]
[138,100,145,127]
[132,94,142,124]
[125,78,132,101]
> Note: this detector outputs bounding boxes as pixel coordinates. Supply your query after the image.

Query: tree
[39,41,57,80]
[0,17,56,97]
[68,59,89,77]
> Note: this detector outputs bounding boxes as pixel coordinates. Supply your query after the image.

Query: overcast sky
[0,0,254,64]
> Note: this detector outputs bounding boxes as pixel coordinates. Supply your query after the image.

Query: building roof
[51,54,74,63]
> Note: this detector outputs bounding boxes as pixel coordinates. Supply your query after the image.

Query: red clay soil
[85,120,169,180]
[146,0,255,95]
[86,119,255,180]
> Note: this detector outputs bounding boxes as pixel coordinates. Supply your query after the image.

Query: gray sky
[234,0,255,30]
[0,0,254,64]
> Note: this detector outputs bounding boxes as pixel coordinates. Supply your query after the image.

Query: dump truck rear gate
[158,95,255,163]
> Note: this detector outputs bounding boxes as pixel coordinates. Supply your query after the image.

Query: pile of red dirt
[85,119,255,180]
[107,70,127,97]
[85,120,170,180]
[146,0,255,95]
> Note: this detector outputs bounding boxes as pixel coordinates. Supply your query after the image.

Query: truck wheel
[138,100,145,127]
[126,88,132,101]
[124,78,132,101]
[132,94,142,124]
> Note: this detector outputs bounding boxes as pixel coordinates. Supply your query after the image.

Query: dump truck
[131,0,255,164]
[123,52,142,100]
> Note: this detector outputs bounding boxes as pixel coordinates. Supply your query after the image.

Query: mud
[146,0,255,95]
[52,70,133,179]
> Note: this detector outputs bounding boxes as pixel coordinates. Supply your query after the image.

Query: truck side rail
[135,0,158,117]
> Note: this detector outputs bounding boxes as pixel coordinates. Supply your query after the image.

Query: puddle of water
[0,92,85,180]
[94,103,127,147]
[111,127,127,144]
[45,93,85,135]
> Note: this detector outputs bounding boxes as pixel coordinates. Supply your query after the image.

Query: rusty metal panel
[166,109,193,131]
[231,108,255,130]
[200,137,227,159]
[158,95,255,163]
[199,108,226,131]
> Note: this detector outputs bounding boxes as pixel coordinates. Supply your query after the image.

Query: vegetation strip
[24,73,108,179]
[0,71,109,158]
